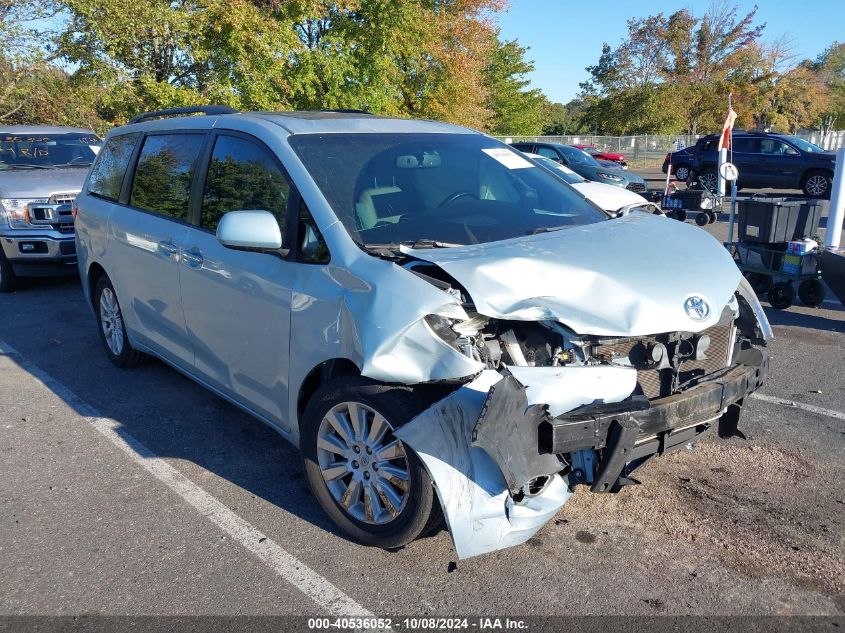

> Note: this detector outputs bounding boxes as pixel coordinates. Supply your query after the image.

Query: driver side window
[201,135,291,232]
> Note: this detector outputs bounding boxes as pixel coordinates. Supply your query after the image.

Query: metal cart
[727,241,825,309]
[660,187,719,225]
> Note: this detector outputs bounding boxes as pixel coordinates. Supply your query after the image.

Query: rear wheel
[0,251,18,292]
[301,377,441,549]
[94,275,146,368]
[673,164,691,181]
[802,171,832,198]
[695,212,709,226]
[798,278,825,307]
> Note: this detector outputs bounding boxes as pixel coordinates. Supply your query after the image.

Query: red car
[571,144,627,166]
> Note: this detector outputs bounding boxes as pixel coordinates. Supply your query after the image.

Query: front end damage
[389,245,771,558]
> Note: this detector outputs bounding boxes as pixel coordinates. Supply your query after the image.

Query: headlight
[597,172,623,181]
[0,198,48,229]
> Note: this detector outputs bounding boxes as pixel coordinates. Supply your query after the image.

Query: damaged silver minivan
[75,108,771,558]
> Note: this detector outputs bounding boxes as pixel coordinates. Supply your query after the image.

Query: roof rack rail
[128,106,239,125]
[320,109,371,115]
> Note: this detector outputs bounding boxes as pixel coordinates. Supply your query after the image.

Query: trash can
[737,197,823,244]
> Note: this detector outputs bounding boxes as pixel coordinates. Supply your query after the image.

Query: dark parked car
[511,142,646,192]
[662,145,696,182]
[678,132,835,197]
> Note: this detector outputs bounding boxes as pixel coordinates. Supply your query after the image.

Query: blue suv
[671,132,836,198]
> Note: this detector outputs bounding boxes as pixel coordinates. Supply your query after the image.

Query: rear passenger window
[87,133,140,201]
[130,134,205,220]
[536,147,560,161]
[201,135,291,231]
[733,138,759,153]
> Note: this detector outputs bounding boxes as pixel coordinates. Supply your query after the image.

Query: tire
[673,209,688,222]
[0,250,18,293]
[798,278,826,308]
[768,282,794,310]
[707,211,717,224]
[301,376,441,549]
[697,169,718,193]
[745,272,773,295]
[695,212,709,226]
[802,171,832,198]
[674,164,691,182]
[94,275,146,368]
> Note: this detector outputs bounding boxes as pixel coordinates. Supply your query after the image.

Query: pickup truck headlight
[596,172,623,182]
[0,198,48,229]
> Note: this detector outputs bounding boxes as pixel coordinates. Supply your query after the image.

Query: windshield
[560,145,601,167]
[784,136,825,153]
[532,156,585,184]
[0,133,102,170]
[289,133,606,248]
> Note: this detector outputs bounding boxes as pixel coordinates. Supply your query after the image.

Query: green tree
[483,38,545,135]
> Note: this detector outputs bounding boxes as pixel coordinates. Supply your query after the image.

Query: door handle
[182,249,204,268]
[158,240,179,257]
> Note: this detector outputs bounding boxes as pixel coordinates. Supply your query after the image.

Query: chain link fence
[497,132,845,169]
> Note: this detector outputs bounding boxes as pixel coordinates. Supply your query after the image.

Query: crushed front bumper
[397,354,767,559]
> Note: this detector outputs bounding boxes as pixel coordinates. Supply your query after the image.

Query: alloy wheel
[316,401,410,525]
[99,287,125,356]
[805,174,829,197]
[698,171,718,192]
[674,166,690,181]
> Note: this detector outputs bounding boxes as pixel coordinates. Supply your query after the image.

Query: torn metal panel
[395,370,571,559]
[404,213,742,337]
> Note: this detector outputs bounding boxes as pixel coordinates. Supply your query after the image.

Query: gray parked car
[0,126,102,291]
[75,107,771,558]
[510,142,647,192]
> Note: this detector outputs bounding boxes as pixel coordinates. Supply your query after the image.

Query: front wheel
[768,282,794,310]
[803,171,832,198]
[697,169,718,193]
[301,377,441,549]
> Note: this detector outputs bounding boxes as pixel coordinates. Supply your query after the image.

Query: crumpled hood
[0,168,88,198]
[406,213,742,337]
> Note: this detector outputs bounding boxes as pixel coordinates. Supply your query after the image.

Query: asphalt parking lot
[1,196,844,618]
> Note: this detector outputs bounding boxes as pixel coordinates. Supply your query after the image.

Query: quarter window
[201,135,290,232]
[130,134,205,220]
[88,133,140,201]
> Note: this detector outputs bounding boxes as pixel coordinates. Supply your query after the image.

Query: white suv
[75,107,771,558]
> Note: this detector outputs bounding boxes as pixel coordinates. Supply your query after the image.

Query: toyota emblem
[684,295,711,321]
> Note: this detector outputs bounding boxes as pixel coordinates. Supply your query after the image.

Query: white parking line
[0,340,373,617]
[751,393,845,421]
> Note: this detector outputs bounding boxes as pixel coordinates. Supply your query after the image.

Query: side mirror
[216,210,283,251]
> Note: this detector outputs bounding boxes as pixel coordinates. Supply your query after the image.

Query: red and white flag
[718,107,737,151]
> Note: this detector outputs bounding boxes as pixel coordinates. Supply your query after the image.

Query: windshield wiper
[6,164,51,170]
[527,226,568,235]
[400,238,461,249]
[52,162,93,168]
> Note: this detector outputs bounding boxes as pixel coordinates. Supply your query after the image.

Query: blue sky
[496,0,845,104]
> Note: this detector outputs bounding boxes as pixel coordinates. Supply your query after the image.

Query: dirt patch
[566,441,845,600]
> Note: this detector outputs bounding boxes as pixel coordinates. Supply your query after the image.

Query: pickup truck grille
[592,318,734,400]
[48,192,77,205]
[52,223,75,234]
